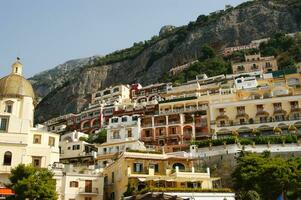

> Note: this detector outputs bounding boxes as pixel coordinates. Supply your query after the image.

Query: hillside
[33,0,301,123]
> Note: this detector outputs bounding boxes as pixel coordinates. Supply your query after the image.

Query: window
[127,129,132,138]
[252,64,258,69]
[0,117,8,131]
[220,120,226,127]
[32,157,41,168]
[48,137,55,147]
[3,151,12,166]
[33,135,41,144]
[113,131,120,139]
[133,163,143,172]
[72,145,80,150]
[111,118,118,123]
[69,181,79,187]
[256,105,264,111]
[293,113,300,120]
[260,117,267,123]
[239,118,245,125]
[111,172,115,183]
[113,87,119,93]
[132,116,138,121]
[237,65,245,71]
[122,117,127,122]
[145,130,151,137]
[82,121,89,129]
[290,101,299,109]
[275,115,285,121]
[273,103,282,110]
[150,164,159,172]
[219,108,225,113]
[237,106,245,113]
[103,90,110,95]
[5,104,12,113]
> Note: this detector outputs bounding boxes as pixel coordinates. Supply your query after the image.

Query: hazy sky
[0,0,246,78]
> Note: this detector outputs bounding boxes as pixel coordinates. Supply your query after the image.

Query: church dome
[0,59,35,99]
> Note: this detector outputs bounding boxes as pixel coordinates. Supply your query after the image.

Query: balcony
[155,122,166,126]
[79,187,99,195]
[171,167,210,179]
[141,123,153,128]
[291,106,301,112]
[168,120,181,125]
[215,116,301,130]
[141,137,153,142]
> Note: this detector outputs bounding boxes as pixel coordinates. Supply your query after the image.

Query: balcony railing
[216,116,301,128]
[155,122,166,126]
[141,123,153,127]
[79,187,99,194]
[168,120,181,125]
[141,137,153,142]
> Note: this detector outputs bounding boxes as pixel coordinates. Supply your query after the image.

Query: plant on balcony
[288,125,298,134]
[126,149,163,154]
[251,128,261,137]
[232,130,239,137]
[273,127,282,135]
[193,135,298,148]
[124,184,135,197]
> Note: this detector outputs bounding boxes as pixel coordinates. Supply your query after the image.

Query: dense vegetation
[233,151,301,200]
[7,164,57,200]
[260,32,301,70]
[161,45,231,84]
[161,32,301,85]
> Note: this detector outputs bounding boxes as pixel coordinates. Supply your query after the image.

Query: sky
[0,0,246,78]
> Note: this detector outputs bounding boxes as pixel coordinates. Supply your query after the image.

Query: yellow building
[0,59,60,183]
[102,151,219,200]
[232,53,278,74]
[210,73,301,136]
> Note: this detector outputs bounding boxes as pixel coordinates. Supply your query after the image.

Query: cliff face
[33,0,301,123]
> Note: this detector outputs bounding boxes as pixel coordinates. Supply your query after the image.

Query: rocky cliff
[32,0,301,123]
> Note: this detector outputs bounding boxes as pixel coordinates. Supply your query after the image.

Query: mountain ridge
[32,0,301,123]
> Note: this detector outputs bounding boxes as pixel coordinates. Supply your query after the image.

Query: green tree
[200,44,216,60]
[232,152,301,200]
[8,164,57,200]
[86,129,107,144]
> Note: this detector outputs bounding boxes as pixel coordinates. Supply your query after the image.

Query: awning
[0,188,14,195]
[138,178,146,182]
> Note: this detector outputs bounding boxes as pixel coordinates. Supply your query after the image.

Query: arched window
[172,163,185,171]
[4,101,13,113]
[3,151,12,166]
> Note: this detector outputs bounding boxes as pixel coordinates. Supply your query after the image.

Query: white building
[106,115,141,142]
[53,163,104,200]
[0,59,60,182]
[60,131,97,163]
[234,76,258,90]
[97,115,146,167]
[91,85,131,105]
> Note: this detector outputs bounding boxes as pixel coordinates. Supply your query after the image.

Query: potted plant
[273,127,282,135]
[288,125,297,134]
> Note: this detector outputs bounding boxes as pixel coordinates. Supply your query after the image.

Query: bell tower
[11,57,23,75]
